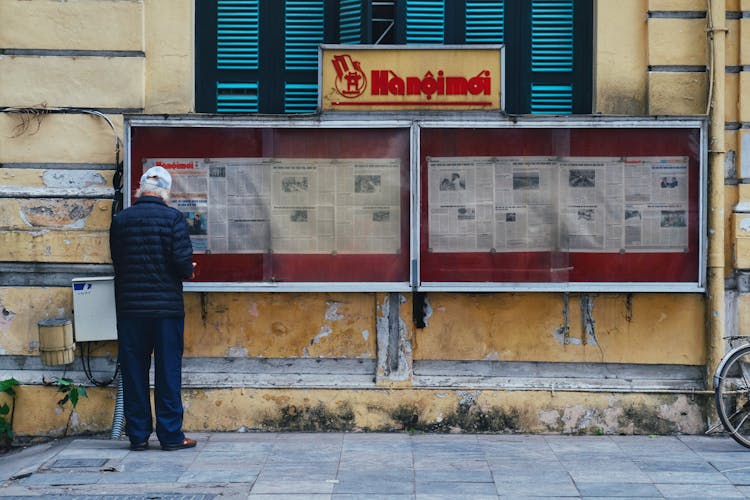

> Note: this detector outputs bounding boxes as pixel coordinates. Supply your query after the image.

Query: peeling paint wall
[183,293,376,359]
[413,293,705,365]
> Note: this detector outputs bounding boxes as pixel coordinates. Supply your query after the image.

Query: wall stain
[200,292,208,326]
[625,293,633,322]
[389,402,520,433]
[0,306,16,332]
[553,293,571,345]
[20,200,94,227]
[262,402,355,431]
[619,403,678,435]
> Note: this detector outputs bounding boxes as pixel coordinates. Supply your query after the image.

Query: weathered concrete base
[5,384,709,439]
[0,354,710,438]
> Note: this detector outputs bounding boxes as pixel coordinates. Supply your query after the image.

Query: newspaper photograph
[427,155,690,254]
[144,157,402,255]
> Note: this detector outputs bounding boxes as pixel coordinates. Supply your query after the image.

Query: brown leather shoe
[161,437,196,451]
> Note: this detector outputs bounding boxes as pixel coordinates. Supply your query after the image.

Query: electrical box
[72,277,118,341]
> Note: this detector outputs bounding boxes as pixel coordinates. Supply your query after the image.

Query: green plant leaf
[58,394,69,407]
[0,403,8,416]
[69,390,78,408]
[0,378,19,397]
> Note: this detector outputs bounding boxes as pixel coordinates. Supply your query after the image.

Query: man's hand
[190,262,197,279]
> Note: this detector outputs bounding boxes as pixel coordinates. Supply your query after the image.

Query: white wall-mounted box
[72,277,118,341]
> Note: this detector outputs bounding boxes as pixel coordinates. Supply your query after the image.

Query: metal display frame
[124,115,706,293]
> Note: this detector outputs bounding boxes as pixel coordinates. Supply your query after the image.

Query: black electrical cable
[80,342,119,387]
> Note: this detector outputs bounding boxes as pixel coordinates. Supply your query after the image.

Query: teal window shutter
[405,0,445,44]
[529,0,574,113]
[283,0,325,112]
[285,0,325,70]
[465,1,504,44]
[531,0,573,72]
[217,0,259,70]
[340,0,363,43]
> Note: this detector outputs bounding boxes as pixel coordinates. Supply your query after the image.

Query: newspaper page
[335,158,401,253]
[623,157,689,251]
[426,155,690,254]
[427,157,494,252]
[144,157,402,255]
[270,159,329,253]
[494,157,557,251]
[557,157,623,252]
[205,158,271,253]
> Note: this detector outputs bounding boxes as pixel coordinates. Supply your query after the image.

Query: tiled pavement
[1,432,750,498]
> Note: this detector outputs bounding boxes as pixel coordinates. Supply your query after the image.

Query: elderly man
[109,166,196,451]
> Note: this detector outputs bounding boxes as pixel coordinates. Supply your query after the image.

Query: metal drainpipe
[706,0,727,390]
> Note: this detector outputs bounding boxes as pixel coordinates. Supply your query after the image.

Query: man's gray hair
[136,186,171,202]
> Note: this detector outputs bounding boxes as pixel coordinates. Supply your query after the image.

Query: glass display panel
[129,126,411,283]
[419,127,701,283]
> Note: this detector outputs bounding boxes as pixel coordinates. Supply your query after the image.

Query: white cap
[140,166,172,191]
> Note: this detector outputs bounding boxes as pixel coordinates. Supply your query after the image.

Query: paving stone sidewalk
[1,432,750,499]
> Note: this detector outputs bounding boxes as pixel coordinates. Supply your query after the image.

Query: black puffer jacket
[109,196,194,317]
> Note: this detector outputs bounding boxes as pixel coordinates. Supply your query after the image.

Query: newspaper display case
[125,116,706,293]
[125,116,414,292]
[417,118,706,292]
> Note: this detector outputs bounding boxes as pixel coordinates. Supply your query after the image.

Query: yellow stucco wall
[0,57,144,109]
[0,114,122,164]
[414,293,705,365]
[183,293,377,359]
[0,0,144,51]
[0,0,737,439]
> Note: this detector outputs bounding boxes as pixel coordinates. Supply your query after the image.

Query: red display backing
[130,126,411,283]
[419,127,701,283]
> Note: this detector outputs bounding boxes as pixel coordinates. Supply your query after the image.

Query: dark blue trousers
[117,317,186,446]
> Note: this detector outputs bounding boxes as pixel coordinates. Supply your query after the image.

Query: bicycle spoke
[735,410,750,432]
[727,404,750,431]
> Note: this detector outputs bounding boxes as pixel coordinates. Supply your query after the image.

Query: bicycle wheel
[715,345,750,448]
